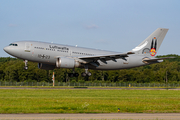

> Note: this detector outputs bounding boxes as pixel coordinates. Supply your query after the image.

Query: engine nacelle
[56,57,80,68]
[38,63,56,70]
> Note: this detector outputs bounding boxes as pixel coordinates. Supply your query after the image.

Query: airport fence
[0,81,180,88]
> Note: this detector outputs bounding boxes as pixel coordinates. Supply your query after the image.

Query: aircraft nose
[3,46,10,53]
[3,46,8,52]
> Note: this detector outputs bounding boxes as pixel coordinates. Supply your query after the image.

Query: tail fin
[131,28,169,57]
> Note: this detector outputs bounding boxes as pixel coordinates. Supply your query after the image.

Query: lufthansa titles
[49,45,69,50]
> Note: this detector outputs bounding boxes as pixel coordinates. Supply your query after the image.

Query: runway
[0,87,180,90]
[0,113,180,120]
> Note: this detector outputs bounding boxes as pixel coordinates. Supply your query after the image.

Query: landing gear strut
[24,60,28,70]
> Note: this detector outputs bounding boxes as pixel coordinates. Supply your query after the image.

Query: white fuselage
[4,41,156,70]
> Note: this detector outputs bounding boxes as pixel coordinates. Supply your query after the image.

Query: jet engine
[56,57,80,68]
[38,63,56,70]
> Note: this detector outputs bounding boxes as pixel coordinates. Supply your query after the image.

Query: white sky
[1,0,180,57]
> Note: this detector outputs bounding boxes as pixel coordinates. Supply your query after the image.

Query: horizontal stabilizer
[143,57,175,63]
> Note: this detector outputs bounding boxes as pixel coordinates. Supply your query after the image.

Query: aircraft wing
[78,52,134,64]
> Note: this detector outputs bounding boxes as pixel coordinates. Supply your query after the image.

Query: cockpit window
[9,43,18,46]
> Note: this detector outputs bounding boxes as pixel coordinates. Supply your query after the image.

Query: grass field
[0,89,180,113]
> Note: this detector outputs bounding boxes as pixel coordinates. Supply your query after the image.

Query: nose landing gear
[24,60,28,70]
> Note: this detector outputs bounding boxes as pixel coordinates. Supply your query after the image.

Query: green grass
[0,89,180,113]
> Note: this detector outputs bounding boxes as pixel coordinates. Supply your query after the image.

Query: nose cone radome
[3,46,9,53]
[3,46,13,55]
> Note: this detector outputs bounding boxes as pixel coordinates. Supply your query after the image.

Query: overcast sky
[1,0,180,57]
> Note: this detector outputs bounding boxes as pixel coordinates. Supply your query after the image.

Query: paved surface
[0,113,180,120]
[0,87,180,90]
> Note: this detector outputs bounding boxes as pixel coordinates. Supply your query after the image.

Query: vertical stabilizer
[131,28,168,57]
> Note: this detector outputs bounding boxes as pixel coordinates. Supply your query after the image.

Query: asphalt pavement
[0,87,179,90]
[0,113,180,120]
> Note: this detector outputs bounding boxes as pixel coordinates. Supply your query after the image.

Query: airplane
[3,28,173,77]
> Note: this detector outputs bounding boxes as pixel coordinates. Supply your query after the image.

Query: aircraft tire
[87,72,92,77]
[81,72,86,77]
[24,66,28,70]
[74,73,79,77]
[68,73,74,77]
[68,73,79,77]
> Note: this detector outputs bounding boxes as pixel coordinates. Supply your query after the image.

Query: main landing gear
[81,72,92,77]
[24,60,28,70]
[68,65,92,77]
[68,72,92,77]
[81,64,91,77]
[68,73,79,77]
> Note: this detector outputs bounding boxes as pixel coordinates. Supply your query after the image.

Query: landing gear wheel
[68,73,74,77]
[87,72,92,77]
[68,73,79,77]
[81,72,91,77]
[24,66,28,70]
[81,72,86,77]
[74,73,79,77]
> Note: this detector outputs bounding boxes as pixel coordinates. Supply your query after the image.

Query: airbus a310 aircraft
[4,28,172,77]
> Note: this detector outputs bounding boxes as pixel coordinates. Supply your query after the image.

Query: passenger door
[25,43,31,52]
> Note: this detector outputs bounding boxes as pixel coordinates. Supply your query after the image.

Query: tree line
[0,54,180,83]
